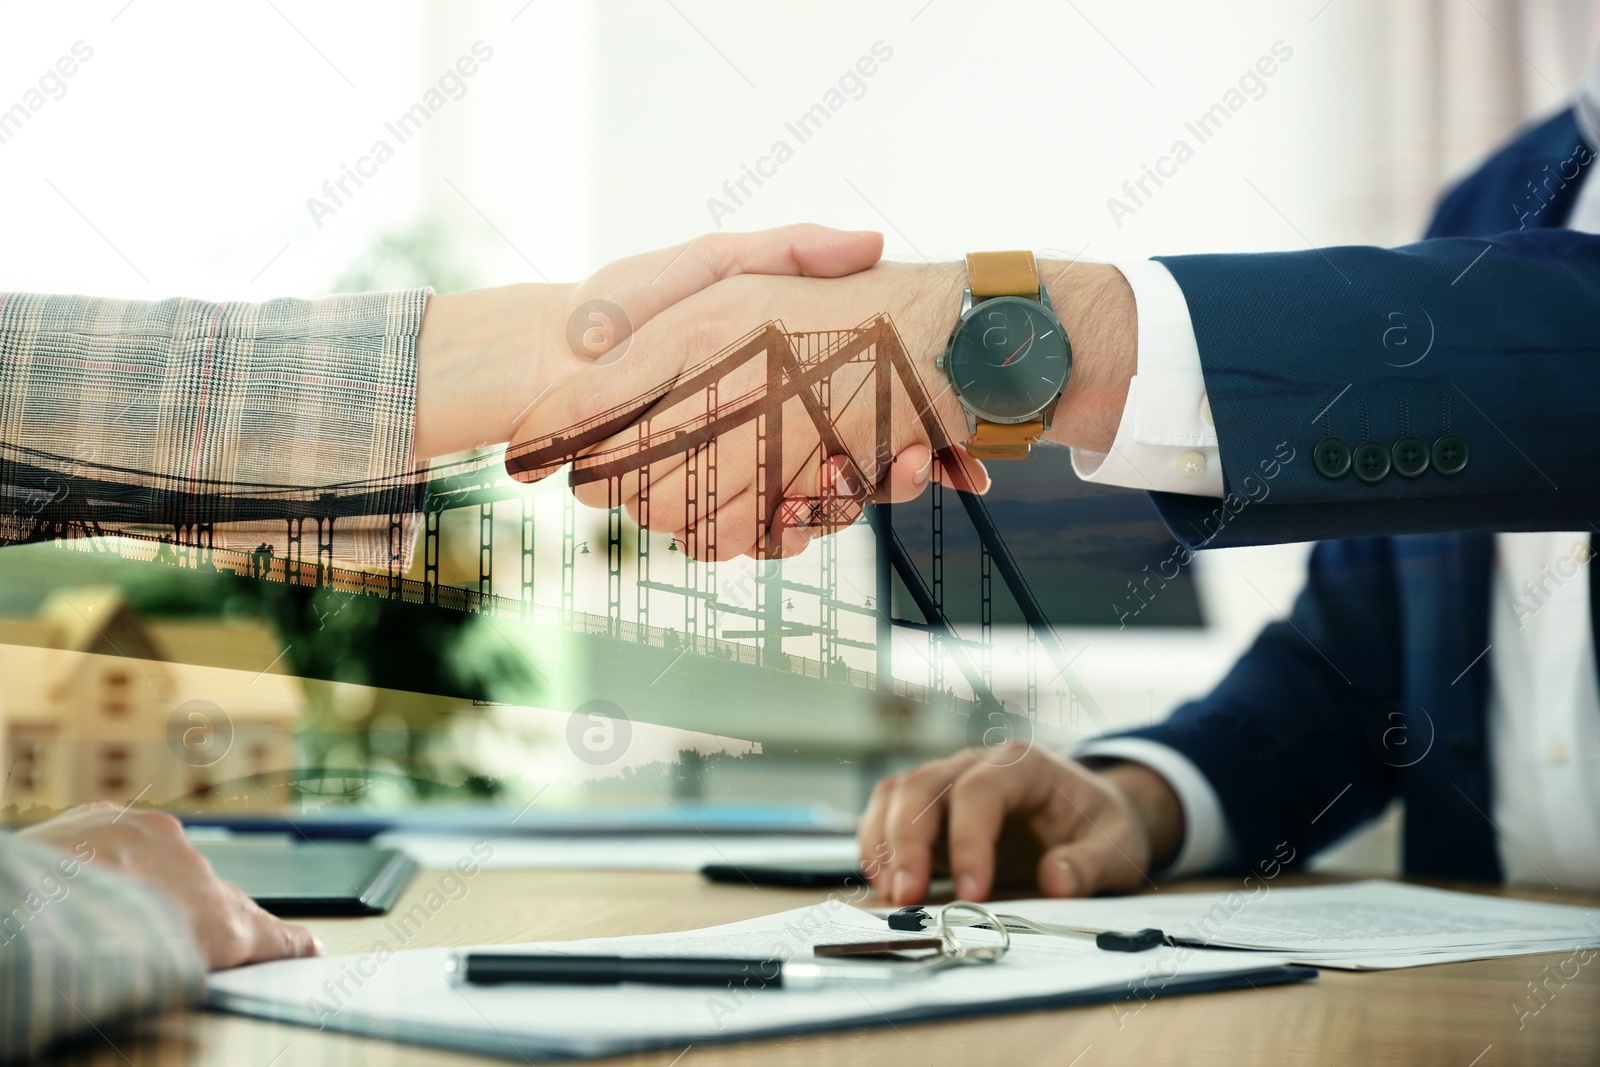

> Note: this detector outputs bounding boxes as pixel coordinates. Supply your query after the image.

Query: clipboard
[206,900,1316,1060]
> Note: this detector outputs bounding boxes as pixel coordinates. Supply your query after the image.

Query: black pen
[449,952,941,989]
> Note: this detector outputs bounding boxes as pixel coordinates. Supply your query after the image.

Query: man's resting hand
[856,745,1185,905]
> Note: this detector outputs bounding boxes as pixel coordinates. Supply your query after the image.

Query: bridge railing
[52,530,953,707]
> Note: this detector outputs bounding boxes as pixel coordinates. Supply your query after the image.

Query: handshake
[413,224,1136,559]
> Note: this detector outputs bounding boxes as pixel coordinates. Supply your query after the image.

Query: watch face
[946,296,1071,422]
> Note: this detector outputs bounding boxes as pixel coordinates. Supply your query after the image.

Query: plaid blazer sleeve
[0,290,430,566]
[0,833,205,1062]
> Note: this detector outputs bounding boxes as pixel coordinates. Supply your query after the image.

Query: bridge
[6,315,1107,742]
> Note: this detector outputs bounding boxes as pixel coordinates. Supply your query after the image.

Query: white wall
[0,1,592,299]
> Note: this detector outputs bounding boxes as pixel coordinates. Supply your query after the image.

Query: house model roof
[0,586,302,732]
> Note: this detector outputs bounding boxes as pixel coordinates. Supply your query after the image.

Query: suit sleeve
[0,290,429,565]
[1104,537,1405,869]
[1070,259,1223,496]
[1148,229,1600,549]
[0,833,204,1061]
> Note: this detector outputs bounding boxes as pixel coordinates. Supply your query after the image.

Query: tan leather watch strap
[966,250,1040,298]
[962,250,1048,458]
[966,419,1046,459]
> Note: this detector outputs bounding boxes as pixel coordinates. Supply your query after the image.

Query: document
[984,880,1600,969]
[206,902,1307,1060]
[372,831,859,871]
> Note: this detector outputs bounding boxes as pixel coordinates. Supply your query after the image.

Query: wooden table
[77,869,1600,1066]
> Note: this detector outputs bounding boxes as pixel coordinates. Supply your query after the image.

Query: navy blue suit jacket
[1150,108,1598,549]
[1118,110,1599,881]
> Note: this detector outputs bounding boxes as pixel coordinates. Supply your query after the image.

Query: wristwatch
[936,251,1072,459]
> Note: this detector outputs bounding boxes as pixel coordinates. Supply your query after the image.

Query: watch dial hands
[1000,326,1036,367]
[946,294,1070,422]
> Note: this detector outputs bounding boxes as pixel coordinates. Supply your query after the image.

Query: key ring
[934,901,1011,964]
[889,902,1166,953]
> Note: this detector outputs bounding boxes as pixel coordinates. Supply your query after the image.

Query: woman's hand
[413,224,887,459]
[18,803,322,970]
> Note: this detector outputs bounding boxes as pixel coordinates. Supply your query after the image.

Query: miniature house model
[0,588,302,815]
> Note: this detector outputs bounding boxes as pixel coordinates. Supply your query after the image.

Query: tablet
[699,859,867,889]
[195,839,418,917]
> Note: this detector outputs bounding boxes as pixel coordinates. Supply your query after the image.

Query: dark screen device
[699,859,867,889]
[194,839,418,916]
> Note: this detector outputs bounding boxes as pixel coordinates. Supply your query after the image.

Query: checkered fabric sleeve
[0,289,430,565]
[0,833,205,1061]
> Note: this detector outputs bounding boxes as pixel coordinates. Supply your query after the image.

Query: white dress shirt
[1076,51,1600,887]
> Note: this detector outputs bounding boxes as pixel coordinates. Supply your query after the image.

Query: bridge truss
[11,316,1096,720]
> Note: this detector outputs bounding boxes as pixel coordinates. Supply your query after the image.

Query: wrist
[1098,760,1185,872]
[415,282,563,458]
[1039,261,1136,453]
[905,261,970,438]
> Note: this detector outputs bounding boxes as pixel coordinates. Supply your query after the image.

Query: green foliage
[332,221,483,295]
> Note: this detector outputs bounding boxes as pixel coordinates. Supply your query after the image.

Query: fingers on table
[1037,839,1112,899]
[873,753,979,905]
[231,884,323,965]
[860,749,1123,905]
[1031,773,1141,899]
[857,777,894,890]
[942,763,1028,903]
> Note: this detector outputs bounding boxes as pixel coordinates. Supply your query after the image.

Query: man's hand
[413,224,887,459]
[855,745,1185,905]
[515,257,1135,560]
[18,803,322,970]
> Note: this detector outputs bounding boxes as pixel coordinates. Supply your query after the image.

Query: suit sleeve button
[1314,436,1351,478]
[1353,441,1391,483]
[1391,435,1430,477]
[1432,433,1470,475]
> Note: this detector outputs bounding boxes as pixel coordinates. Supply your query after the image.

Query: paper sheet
[206,902,1304,1060]
[977,880,1600,969]
[372,832,860,870]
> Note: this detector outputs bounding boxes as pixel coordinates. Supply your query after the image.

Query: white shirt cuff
[1073,736,1237,878]
[1070,259,1224,498]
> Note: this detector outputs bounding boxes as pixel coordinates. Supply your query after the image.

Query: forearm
[0,289,426,559]
[1039,261,1138,454]
[0,834,204,1061]
[414,282,564,458]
